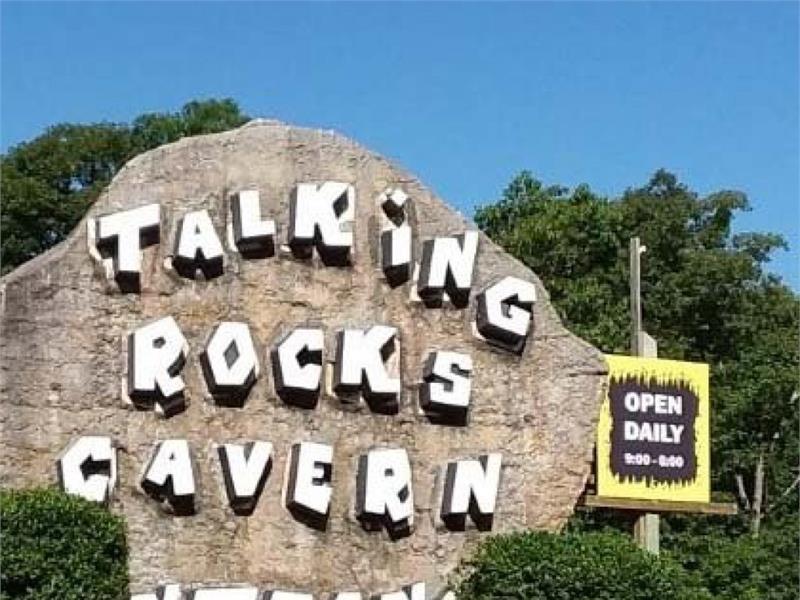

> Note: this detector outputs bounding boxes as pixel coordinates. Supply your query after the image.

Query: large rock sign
[0,120,606,597]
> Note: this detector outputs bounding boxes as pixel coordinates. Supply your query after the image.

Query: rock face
[0,121,606,596]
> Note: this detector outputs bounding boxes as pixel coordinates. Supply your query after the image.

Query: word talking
[89,183,535,326]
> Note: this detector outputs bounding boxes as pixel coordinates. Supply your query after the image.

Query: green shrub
[0,488,129,600]
[453,530,711,600]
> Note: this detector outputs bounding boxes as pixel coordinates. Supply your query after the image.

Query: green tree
[0,488,129,600]
[661,515,798,600]
[475,169,798,598]
[1,98,248,273]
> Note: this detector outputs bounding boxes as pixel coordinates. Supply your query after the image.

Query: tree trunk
[735,473,750,510]
[751,448,765,537]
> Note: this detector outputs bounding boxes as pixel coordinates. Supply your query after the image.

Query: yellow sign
[597,355,710,503]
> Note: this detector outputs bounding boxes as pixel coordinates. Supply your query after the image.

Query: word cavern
[56,182,539,540]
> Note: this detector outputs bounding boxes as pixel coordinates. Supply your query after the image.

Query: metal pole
[629,236,660,555]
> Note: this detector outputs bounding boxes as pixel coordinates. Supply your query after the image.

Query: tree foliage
[0,488,129,600]
[475,169,799,599]
[661,515,798,600]
[1,98,248,273]
[454,531,710,600]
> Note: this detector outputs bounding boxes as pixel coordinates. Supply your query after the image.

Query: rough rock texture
[0,120,607,596]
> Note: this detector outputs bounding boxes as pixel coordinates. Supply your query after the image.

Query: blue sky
[2,2,798,287]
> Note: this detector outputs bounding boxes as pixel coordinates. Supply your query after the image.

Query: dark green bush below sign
[0,488,129,600]
[453,530,711,600]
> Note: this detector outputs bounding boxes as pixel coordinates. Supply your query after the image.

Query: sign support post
[629,237,660,555]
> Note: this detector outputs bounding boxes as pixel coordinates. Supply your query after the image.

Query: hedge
[453,530,711,600]
[0,488,129,600]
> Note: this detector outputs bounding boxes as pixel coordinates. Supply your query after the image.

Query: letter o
[624,392,640,412]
